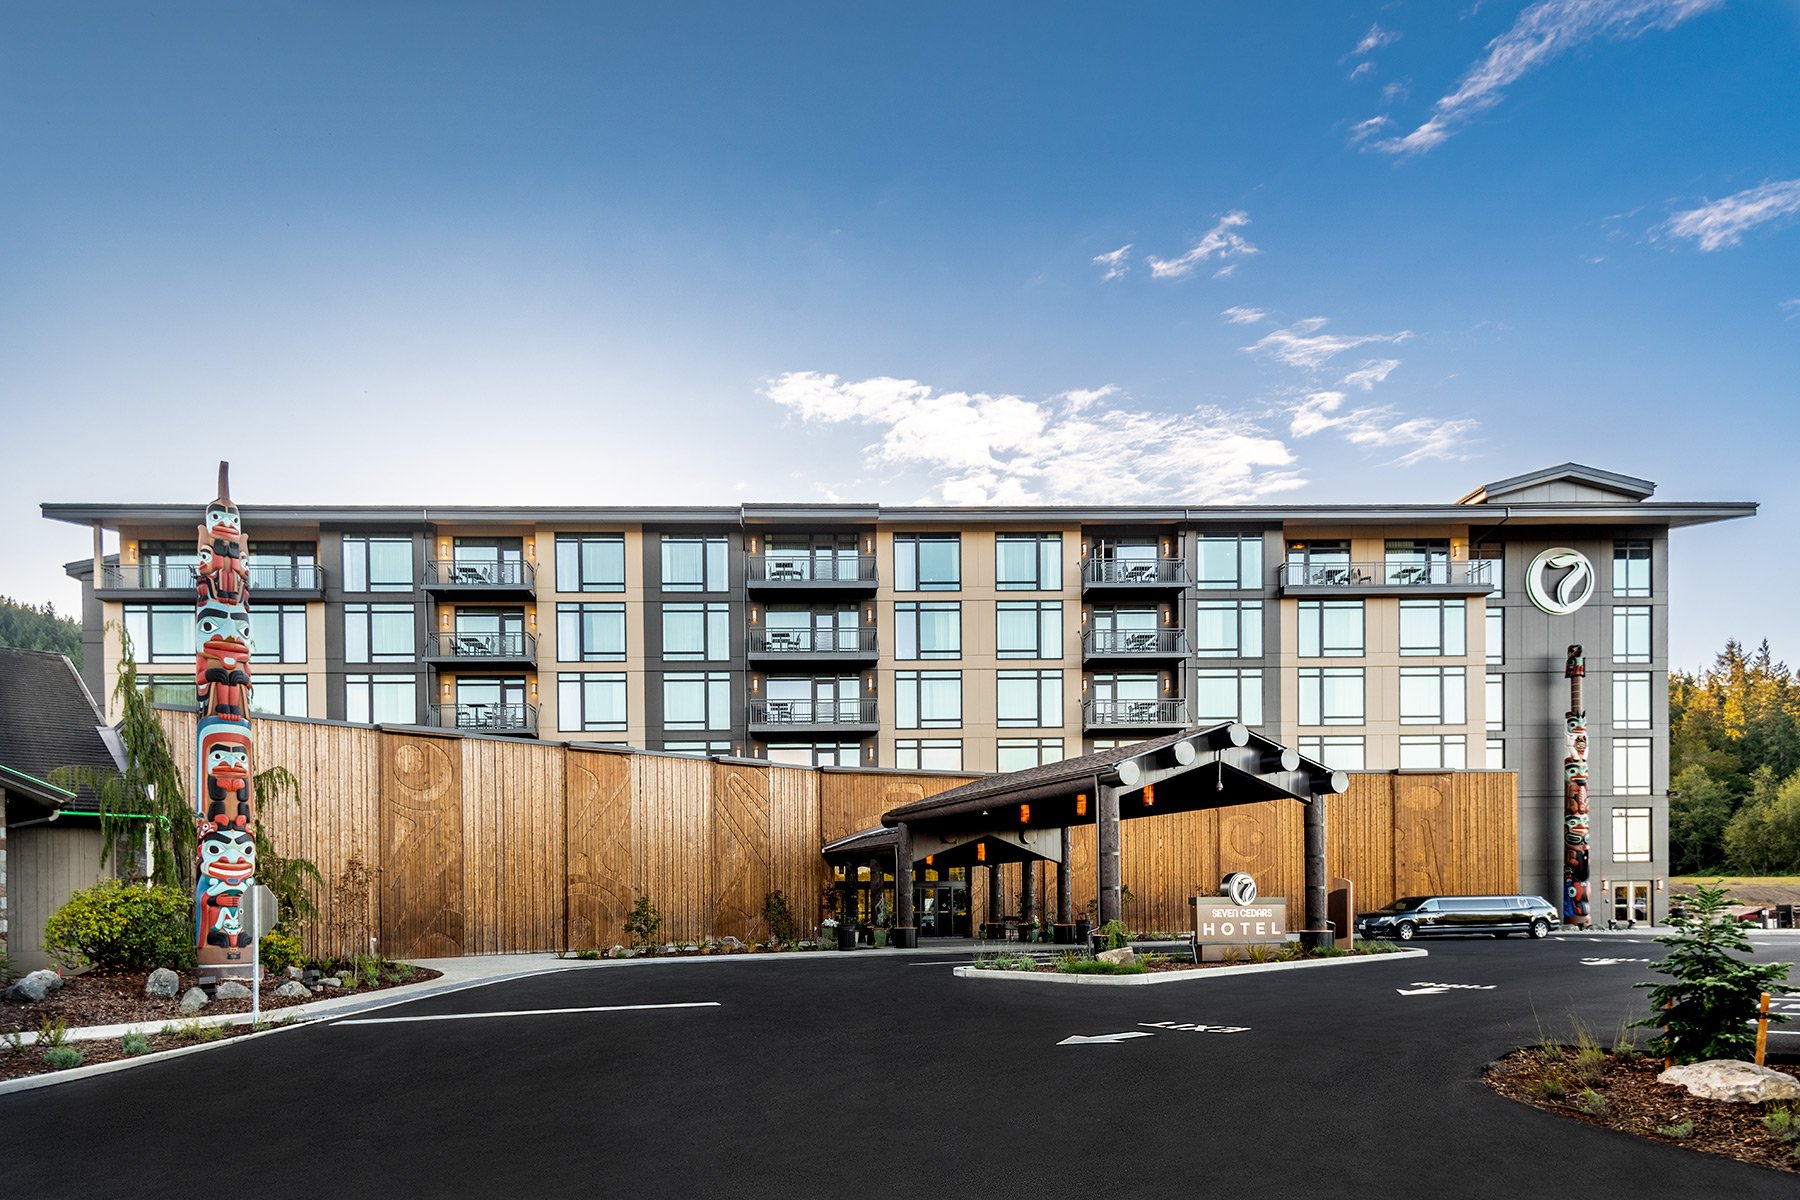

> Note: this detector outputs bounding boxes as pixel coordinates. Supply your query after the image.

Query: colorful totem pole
[1563,644,1591,929]
[194,462,258,978]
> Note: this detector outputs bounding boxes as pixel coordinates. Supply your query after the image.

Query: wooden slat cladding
[155,713,1516,954]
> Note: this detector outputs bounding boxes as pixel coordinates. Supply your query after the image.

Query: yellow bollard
[1757,991,1771,1067]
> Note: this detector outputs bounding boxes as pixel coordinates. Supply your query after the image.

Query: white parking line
[335,1001,721,1026]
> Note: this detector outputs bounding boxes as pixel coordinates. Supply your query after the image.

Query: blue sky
[2,1,1796,669]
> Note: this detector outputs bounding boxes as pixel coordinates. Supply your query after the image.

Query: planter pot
[1053,923,1075,944]
[836,926,857,951]
[873,930,889,948]
[1075,919,1092,941]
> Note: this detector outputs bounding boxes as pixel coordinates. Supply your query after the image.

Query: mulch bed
[1486,1047,1800,1175]
[0,965,442,1084]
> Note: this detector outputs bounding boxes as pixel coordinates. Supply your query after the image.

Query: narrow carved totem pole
[194,462,258,979]
[1563,644,1591,929]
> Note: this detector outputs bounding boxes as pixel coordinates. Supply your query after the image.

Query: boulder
[719,936,744,949]
[284,966,304,980]
[145,968,181,998]
[5,969,64,1003]
[321,976,343,988]
[1659,1060,1800,1103]
[215,981,252,1001]
[274,980,311,1000]
[1096,948,1137,966]
[178,988,209,1015]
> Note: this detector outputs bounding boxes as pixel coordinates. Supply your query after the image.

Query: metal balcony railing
[748,699,879,726]
[430,703,538,733]
[424,632,537,661]
[422,559,536,589]
[747,627,879,656]
[99,563,325,592]
[1082,698,1189,727]
[1080,557,1189,586]
[746,554,878,586]
[1276,560,1497,589]
[1082,628,1189,656]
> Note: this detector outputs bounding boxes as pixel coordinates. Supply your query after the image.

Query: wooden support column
[1301,795,1330,948]
[868,857,884,928]
[987,863,1003,928]
[1056,827,1073,925]
[1097,785,1123,926]
[893,824,917,948]
[1021,858,1040,928]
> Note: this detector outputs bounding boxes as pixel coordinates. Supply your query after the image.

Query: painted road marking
[1579,957,1653,966]
[1139,1021,1250,1034]
[1396,982,1496,996]
[1058,1032,1154,1045]
[335,1001,721,1026]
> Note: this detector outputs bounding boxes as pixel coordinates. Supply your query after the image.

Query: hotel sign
[1189,897,1287,944]
[1526,547,1596,616]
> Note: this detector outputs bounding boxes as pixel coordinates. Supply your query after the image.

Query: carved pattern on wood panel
[567,754,632,946]
[1219,811,1273,883]
[381,737,465,958]
[1394,776,1450,897]
[713,768,772,939]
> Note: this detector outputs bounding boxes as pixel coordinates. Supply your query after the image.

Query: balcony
[421,559,537,598]
[1082,698,1189,731]
[1276,560,1498,598]
[1082,627,1189,662]
[423,631,538,670]
[746,554,878,595]
[1080,558,1189,593]
[746,627,879,665]
[95,562,326,600]
[747,698,880,736]
[428,703,538,736]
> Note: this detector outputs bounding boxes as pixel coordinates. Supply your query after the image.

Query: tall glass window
[1297,735,1365,771]
[248,674,308,718]
[559,673,627,732]
[1285,540,1350,586]
[123,604,196,663]
[342,536,413,592]
[896,739,964,770]
[557,603,626,662]
[1399,666,1467,725]
[996,670,1062,727]
[555,535,626,592]
[1194,601,1262,658]
[664,672,732,729]
[251,605,307,664]
[1612,807,1651,863]
[1195,533,1263,589]
[134,541,201,588]
[894,534,961,591]
[346,674,416,724]
[896,670,961,728]
[1399,600,1466,656]
[1399,734,1466,769]
[996,738,1063,771]
[345,604,415,663]
[995,533,1061,590]
[1614,672,1653,729]
[1614,606,1651,664]
[1614,541,1652,598]
[1485,606,1505,664]
[662,602,731,661]
[1384,539,1451,586]
[996,601,1061,659]
[1613,737,1652,794]
[895,602,962,660]
[1297,600,1363,658]
[1194,669,1263,725]
[1486,674,1505,731]
[661,536,729,592]
[1298,668,1364,726]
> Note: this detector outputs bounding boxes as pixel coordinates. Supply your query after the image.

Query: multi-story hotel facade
[44,462,1753,924]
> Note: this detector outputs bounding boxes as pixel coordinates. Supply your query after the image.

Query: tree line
[1670,639,1800,874]
[0,596,82,667]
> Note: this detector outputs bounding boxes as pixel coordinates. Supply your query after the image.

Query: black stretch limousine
[1356,895,1561,941]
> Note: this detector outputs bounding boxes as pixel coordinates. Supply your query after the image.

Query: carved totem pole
[194,462,258,978]
[1563,644,1591,929]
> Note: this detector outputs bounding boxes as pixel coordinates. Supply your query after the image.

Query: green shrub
[1656,1119,1694,1140]
[44,880,194,972]
[624,893,664,951]
[1573,1088,1607,1118]
[382,961,416,983]
[1058,958,1146,975]
[1766,1105,1800,1144]
[1572,1046,1607,1087]
[1362,940,1401,955]
[42,1046,84,1070]
[120,1032,151,1056]
[575,948,604,961]
[1633,882,1792,1063]
[1245,943,1276,964]
[1098,919,1131,951]
[36,1017,69,1049]
[762,891,797,944]
[258,928,305,974]
[1529,1075,1567,1101]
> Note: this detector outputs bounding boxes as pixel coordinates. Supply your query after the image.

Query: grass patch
[41,1046,83,1070]
[120,1032,151,1056]
[1057,957,1147,976]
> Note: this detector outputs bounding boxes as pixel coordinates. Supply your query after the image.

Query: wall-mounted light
[976,842,987,863]
[750,676,760,694]
[528,610,537,631]
[441,612,452,629]
[441,682,452,700]
[865,676,875,694]
[1076,793,1088,817]
[1142,785,1155,808]
[1162,674,1171,694]
[865,606,873,622]
[864,535,873,553]
[440,541,450,556]
[925,854,934,866]
[750,536,759,553]
[1019,803,1030,824]
[750,607,759,625]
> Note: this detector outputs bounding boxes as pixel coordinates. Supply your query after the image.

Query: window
[251,605,307,664]
[1194,601,1263,658]
[896,739,963,770]
[663,741,731,757]
[342,536,412,592]
[134,541,200,588]
[895,602,962,660]
[1470,551,1504,597]
[894,534,961,591]
[346,674,417,724]
[1384,539,1451,585]
[1485,606,1505,664]
[555,535,625,593]
[995,533,1062,590]
[766,743,861,767]
[559,673,627,732]
[997,670,1063,728]
[1614,737,1653,794]
[996,601,1061,659]
[248,541,317,589]
[664,672,732,730]
[1486,674,1505,731]
[1486,737,1505,769]
[896,670,961,728]
[1614,672,1653,729]
[1297,735,1365,771]
[345,603,415,663]
[1615,606,1651,664]
[140,677,193,706]
[997,738,1063,771]
[1298,668,1364,726]
[764,607,858,654]
[1088,607,1160,655]
[1195,533,1263,590]
[1399,734,1466,769]
[1399,667,1467,725]
[1612,807,1652,863]
[1297,600,1363,658]
[1614,540,1652,598]
[123,604,195,663]
[1194,669,1263,725]
[1285,540,1350,585]
[660,536,729,592]
[662,602,730,661]
[448,538,524,585]
[1399,599,1466,657]
[554,603,626,662]
[248,674,307,718]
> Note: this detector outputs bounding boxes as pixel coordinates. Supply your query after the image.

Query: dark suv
[1356,895,1560,941]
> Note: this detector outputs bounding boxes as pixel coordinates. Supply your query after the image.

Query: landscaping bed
[0,1019,272,1084]
[1486,1046,1800,1175]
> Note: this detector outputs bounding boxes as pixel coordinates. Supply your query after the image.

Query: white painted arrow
[1058,1032,1155,1045]
[1396,986,1452,996]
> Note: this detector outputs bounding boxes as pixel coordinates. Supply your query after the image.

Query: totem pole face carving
[1562,641,1591,927]
[199,719,255,828]
[197,501,250,606]
[198,826,257,958]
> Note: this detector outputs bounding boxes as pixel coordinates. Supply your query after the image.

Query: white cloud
[1782,299,1800,320]
[1212,264,1239,279]
[1348,61,1375,81]
[1093,243,1132,281]
[1662,179,1800,251]
[1287,387,1477,465]
[1348,115,1392,145]
[1146,212,1258,279]
[1221,306,1270,325]
[1381,80,1410,104]
[763,372,1305,504]
[1353,23,1401,56]
[1246,317,1414,370]
[1341,359,1402,390]
[1372,0,1723,155]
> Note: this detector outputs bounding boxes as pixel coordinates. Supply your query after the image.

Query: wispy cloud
[1246,317,1414,370]
[1353,23,1401,56]
[1146,212,1258,280]
[1371,0,1723,155]
[1782,299,1800,320]
[1093,244,1132,281]
[1347,61,1375,81]
[1221,306,1270,325]
[1662,180,1800,251]
[1212,264,1239,279]
[1348,115,1392,145]
[1287,377,1477,466]
[1341,359,1402,390]
[763,372,1305,504]
[1381,80,1410,104]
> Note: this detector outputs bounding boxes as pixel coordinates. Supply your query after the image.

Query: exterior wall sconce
[864,535,874,553]
[441,612,452,629]
[441,682,452,700]
[749,676,760,694]
[925,854,934,866]
[527,610,537,630]
[865,676,875,693]
[1142,785,1155,808]
[749,536,759,553]
[1075,793,1088,817]
[750,607,759,624]
[976,842,987,863]
[865,606,873,622]
[1019,803,1030,823]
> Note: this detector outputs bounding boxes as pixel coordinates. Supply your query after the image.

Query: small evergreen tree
[624,892,663,950]
[1634,882,1790,1063]
[761,890,797,944]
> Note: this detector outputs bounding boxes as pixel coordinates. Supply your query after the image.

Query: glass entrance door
[913,876,970,936]
[1611,882,1650,927]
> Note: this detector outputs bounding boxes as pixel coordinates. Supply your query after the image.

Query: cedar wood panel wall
[159,712,1517,955]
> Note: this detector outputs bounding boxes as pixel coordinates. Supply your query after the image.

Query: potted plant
[873,895,892,948]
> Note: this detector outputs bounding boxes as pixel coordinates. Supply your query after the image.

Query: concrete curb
[952,947,1429,986]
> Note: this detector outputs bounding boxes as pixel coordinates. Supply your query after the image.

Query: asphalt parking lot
[3,935,1797,1199]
